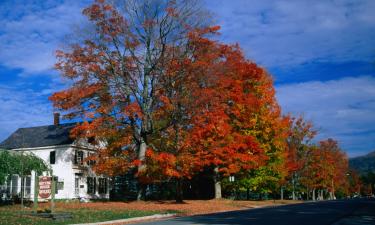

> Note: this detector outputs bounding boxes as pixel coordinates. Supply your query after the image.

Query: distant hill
[349,151,375,174]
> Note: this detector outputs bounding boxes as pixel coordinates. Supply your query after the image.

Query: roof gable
[0,123,76,149]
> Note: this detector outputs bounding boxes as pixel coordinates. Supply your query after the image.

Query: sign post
[39,176,55,213]
[38,175,55,213]
[33,173,39,213]
[38,176,52,199]
[51,175,55,213]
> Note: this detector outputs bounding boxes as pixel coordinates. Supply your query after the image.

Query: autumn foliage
[50,0,358,201]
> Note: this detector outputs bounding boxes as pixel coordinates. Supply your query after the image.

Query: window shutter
[74,150,78,164]
[87,177,91,194]
[94,177,96,193]
[50,151,56,164]
[54,176,58,194]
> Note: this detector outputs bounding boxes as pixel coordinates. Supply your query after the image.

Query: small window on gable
[87,152,96,166]
[74,150,84,165]
[88,137,95,144]
[50,151,56,164]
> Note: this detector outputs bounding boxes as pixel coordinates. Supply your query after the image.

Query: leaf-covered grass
[0,199,300,225]
[0,205,169,225]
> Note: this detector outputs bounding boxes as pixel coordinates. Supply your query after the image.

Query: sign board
[38,176,52,198]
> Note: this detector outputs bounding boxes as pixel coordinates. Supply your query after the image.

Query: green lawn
[0,206,171,225]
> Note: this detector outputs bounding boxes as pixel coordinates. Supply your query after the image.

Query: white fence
[0,175,32,200]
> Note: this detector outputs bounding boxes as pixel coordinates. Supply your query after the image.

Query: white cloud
[276,76,375,157]
[206,0,375,68]
[1,0,374,74]
[0,0,90,74]
[0,85,53,142]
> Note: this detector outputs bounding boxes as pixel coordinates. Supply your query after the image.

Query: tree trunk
[312,188,316,201]
[318,189,321,200]
[246,188,250,200]
[321,189,324,200]
[331,179,335,200]
[137,184,144,201]
[137,140,147,201]
[306,189,310,200]
[280,187,284,200]
[329,191,334,200]
[213,167,222,199]
[175,179,183,203]
[173,124,183,204]
[292,175,296,200]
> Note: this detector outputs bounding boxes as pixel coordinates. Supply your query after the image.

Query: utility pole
[20,152,24,209]
[20,129,25,210]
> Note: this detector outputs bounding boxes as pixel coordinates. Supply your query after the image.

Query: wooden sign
[39,176,52,198]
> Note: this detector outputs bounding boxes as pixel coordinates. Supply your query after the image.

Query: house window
[74,151,84,165]
[24,176,31,197]
[57,181,64,191]
[50,151,56,164]
[87,177,96,194]
[87,152,96,166]
[11,175,18,195]
[98,178,108,194]
[6,177,11,195]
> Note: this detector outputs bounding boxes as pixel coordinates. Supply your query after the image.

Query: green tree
[0,150,49,184]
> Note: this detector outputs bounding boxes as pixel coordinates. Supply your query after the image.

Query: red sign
[39,176,52,198]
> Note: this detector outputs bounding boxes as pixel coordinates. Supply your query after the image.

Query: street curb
[70,213,177,225]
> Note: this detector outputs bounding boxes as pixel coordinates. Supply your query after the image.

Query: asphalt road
[129,198,375,225]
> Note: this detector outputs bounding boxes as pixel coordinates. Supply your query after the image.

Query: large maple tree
[183,30,292,198]
[50,0,210,200]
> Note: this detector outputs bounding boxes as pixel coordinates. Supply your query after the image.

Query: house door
[75,173,84,198]
[75,175,80,197]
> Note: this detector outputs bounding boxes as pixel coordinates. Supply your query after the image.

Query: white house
[0,113,110,201]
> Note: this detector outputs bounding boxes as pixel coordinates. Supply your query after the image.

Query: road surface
[129,198,375,225]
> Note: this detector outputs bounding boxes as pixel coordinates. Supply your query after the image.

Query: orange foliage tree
[285,116,317,200]
[50,0,210,201]
[318,138,349,199]
[181,28,291,198]
[300,138,349,200]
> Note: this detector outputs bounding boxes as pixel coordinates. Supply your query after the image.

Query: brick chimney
[54,112,60,125]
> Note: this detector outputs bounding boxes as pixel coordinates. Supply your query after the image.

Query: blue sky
[0,0,374,157]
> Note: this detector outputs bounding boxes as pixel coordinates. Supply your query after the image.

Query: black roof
[0,123,76,150]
